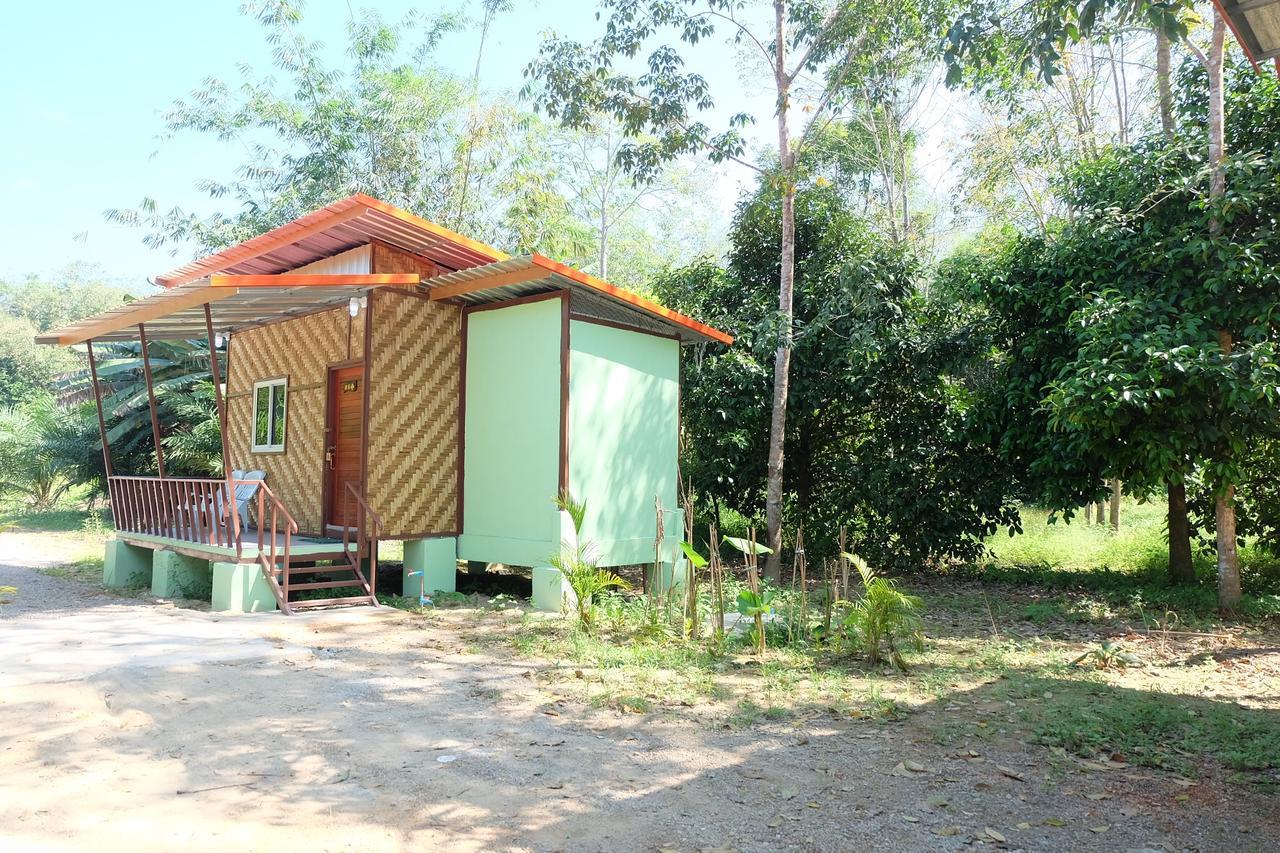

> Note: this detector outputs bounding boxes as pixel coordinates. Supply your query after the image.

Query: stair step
[290,595,377,610]
[261,550,353,563]
[275,565,359,577]
[287,580,370,592]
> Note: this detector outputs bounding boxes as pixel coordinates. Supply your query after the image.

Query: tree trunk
[1168,480,1195,584]
[1205,16,1242,611]
[1155,29,1174,138]
[1109,479,1121,531]
[599,207,609,280]
[763,0,795,581]
[1095,501,1104,525]
[1156,27,1191,588]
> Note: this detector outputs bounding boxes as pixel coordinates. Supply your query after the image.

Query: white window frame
[251,378,288,453]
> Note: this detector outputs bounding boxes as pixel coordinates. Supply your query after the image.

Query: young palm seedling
[840,552,924,672]
[550,491,630,632]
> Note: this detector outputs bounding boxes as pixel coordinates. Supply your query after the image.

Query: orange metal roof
[155,194,509,287]
[41,196,732,347]
[417,255,735,345]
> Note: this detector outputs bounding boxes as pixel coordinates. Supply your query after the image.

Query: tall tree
[527,0,906,578]
[943,0,1250,608]
[107,1,571,257]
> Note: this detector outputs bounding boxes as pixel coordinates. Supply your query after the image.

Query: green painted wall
[458,297,563,566]
[568,320,680,566]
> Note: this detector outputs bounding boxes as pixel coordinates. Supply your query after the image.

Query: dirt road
[0,543,1274,851]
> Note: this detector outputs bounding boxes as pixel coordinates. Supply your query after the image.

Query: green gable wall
[457,297,563,566]
[567,320,680,566]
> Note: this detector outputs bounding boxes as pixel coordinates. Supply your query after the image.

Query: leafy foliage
[550,491,631,632]
[107,1,578,257]
[837,553,924,671]
[655,176,1019,568]
[0,397,97,511]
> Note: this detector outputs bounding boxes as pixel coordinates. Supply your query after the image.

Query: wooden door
[325,364,365,529]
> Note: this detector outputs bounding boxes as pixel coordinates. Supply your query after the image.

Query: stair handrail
[343,482,384,598]
[254,481,299,611]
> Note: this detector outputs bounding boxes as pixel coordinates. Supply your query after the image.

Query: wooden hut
[37,195,733,614]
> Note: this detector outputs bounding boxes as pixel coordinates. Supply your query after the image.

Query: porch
[105,474,383,615]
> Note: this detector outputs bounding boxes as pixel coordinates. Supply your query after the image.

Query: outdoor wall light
[348,295,368,317]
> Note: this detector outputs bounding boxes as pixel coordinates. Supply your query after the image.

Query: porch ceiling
[1217,0,1280,65]
[34,280,383,345]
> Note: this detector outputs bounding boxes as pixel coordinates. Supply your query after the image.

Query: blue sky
[0,1,955,287]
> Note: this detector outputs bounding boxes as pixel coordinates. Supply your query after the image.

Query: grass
[972,500,1280,622]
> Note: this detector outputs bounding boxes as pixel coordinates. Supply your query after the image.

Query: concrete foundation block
[151,551,212,600]
[532,565,576,613]
[211,561,278,613]
[103,540,152,589]
[403,537,458,598]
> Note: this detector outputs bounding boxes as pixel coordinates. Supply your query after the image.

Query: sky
[0,0,962,289]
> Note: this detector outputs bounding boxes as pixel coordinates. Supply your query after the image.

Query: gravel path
[1,533,1277,852]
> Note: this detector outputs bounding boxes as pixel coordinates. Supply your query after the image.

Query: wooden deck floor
[119,530,357,563]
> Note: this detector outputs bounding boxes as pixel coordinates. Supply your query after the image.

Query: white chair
[228,469,266,532]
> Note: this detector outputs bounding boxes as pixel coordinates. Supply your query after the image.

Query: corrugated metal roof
[417,255,734,345]
[1216,0,1280,67]
[34,281,374,345]
[155,194,507,287]
[40,198,732,347]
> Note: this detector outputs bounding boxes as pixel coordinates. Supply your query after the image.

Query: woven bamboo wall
[372,242,440,278]
[226,307,364,535]
[366,289,461,536]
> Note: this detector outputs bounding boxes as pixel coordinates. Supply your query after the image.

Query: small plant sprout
[840,552,924,672]
[550,490,630,632]
[725,529,774,654]
[1070,640,1143,670]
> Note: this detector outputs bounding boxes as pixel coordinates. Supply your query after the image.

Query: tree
[60,339,224,479]
[653,175,1019,569]
[943,0,1255,609]
[107,1,576,258]
[0,271,131,408]
[527,0,916,579]
[940,55,1280,601]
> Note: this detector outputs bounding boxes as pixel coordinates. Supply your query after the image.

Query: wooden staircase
[253,483,385,615]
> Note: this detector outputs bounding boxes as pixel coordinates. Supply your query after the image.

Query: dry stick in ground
[839,526,850,601]
[823,558,834,642]
[983,590,1001,639]
[709,522,725,639]
[683,481,698,638]
[796,527,808,642]
[747,526,765,654]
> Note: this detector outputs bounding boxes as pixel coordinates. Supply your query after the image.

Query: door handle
[325,446,335,470]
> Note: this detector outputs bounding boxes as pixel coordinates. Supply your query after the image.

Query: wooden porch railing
[342,482,385,598]
[109,476,245,556]
[253,482,299,610]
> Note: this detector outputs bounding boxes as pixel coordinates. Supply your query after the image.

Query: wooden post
[203,304,229,479]
[85,339,114,478]
[137,323,166,478]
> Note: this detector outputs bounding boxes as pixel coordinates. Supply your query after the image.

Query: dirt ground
[1,536,1277,852]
